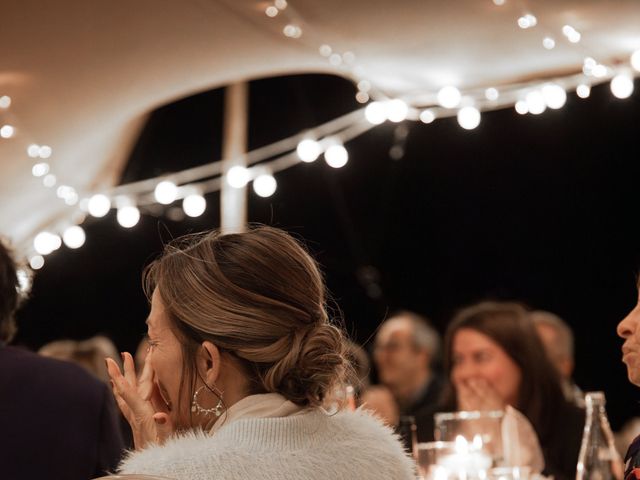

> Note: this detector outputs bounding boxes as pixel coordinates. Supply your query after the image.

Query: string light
[386,99,409,123]
[253,174,277,197]
[541,84,567,109]
[274,0,287,9]
[154,180,178,204]
[117,206,140,228]
[43,174,57,187]
[324,144,349,168]
[419,109,436,124]
[562,25,581,43]
[265,6,278,17]
[355,91,369,103]
[493,0,505,5]
[437,86,461,108]
[29,255,44,270]
[457,107,481,130]
[283,25,302,38]
[0,95,11,109]
[32,163,50,177]
[226,166,251,188]
[576,84,591,99]
[542,37,556,50]
[515,100,529,115]
[0,125,15,138]
[34,232,62,255]
[27,144,40,158]
[296,139,322,162]
[611,74,634,99]
[183,194,206,217]
[329,53,342,66]
[592,64,607,78]
[525,91,546,115]
[38,145,52,158]
[485,88,499,101]
[319,45,332,57]
[364,102,387,125]
[517,14,537,29]
[88,194,111,217]
[62,226,86,249]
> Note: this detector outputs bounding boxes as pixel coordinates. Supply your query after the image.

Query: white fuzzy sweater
[119,408,416,480]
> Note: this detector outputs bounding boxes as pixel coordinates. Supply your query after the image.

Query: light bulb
[296,139,321,162]
[576,84,591,99]
[420,110,436,124]
[183,194,206,217]
[29,255,44,270]
[324,144,349,168]
[525,91,546,115]
[437,86,461,108]
[154,181,178,204]
[541,84,567,109]
[226,166,251,188]
[38,145,52,158]
[27,144,40,158]
[253,174,277,197]
[117,206,140,228]
[611,75,634,99]
[364,102,387,125]
[515,100,529,115]
[485,88,499,101]
[0,125,14,138]
[0,95,11,109]
[543,37,555,50]
[34,232,61,255]
[386,99,409,123]
[32,163,50,177]
[457,107,481,130]
[88,194,111,217]
[43,174,57,188]
[265,6,278,17]
[63,226,86,249]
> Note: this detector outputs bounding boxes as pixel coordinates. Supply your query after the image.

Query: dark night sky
[14,73,640,429]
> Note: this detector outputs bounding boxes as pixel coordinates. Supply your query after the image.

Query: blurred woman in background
[440,301,584,480]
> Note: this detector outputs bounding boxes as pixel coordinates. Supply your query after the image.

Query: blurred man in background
[531,309,584,407]
[373,310,443,442]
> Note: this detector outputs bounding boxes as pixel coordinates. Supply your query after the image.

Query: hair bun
[263,322,348,407]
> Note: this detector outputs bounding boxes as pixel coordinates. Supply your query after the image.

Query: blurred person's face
[617,288,640,387]
[146,289,191,427]
[374,317,428,389]
[451,328,522,407]
[534,323,573,379]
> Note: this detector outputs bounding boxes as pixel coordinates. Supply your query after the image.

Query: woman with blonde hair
[106,226,414,480]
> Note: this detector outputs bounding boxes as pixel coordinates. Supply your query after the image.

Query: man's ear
[198,341,221,385]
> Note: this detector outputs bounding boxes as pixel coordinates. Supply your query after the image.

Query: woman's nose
[617,307,639,339]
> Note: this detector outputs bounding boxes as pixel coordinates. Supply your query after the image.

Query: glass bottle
[576,391,624,480]
[397,415,418,459]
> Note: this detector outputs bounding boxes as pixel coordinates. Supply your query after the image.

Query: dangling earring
[191,385,224,417]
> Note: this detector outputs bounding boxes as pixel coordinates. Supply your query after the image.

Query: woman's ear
[199,341,221,385]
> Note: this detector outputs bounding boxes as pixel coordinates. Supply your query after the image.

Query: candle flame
[455,435,469,453]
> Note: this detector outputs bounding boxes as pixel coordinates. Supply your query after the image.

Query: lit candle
[437,435,492,475]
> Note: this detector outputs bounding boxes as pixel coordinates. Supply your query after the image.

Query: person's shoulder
[1,345,106,395]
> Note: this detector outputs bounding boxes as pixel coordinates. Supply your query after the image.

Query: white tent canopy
[2,0,639,256]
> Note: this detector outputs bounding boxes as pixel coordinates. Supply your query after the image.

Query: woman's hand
[455,377,505,412]
[106,352,174,450]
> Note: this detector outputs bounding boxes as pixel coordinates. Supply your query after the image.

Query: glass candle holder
[434,411,505,467]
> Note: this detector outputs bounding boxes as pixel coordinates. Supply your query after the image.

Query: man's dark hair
[0,239,20,343]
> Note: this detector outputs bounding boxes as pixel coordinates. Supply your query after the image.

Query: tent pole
[220,81,248,233]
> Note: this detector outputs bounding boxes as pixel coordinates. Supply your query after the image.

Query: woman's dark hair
[441,301,568,448]
[143,225,352,416]
[0,239,20,343]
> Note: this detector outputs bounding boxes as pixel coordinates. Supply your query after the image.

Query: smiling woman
[439,301,585,480]
[105,225,415,480]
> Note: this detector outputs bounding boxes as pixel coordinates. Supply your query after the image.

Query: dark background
[14,74,640,429]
